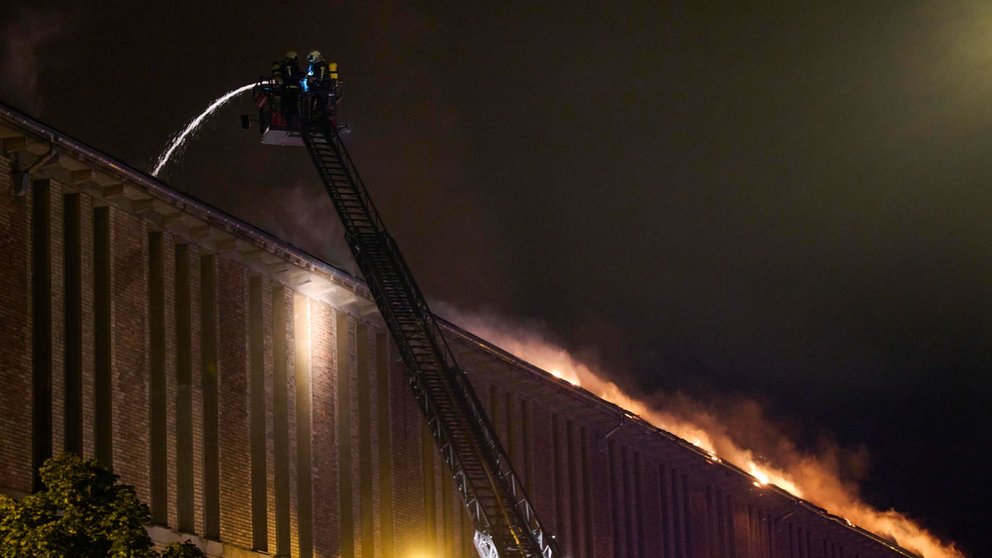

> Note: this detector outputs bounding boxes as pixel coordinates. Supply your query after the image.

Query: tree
[0,453,204,557]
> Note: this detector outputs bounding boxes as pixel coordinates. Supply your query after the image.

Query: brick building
[0,103,915,558]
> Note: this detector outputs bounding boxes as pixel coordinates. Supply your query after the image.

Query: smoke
[255,179,359,277]
[0,5,64,113]
[437,305,963,558]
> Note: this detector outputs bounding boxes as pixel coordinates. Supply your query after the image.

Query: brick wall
[0,127,914,558]
[0,154,32,494]
[111,206,151,503]
[310,300,340,557]
[46,182,65,458]
[216,257,251,548]
[79,194,96,462]
[388,341,428,554]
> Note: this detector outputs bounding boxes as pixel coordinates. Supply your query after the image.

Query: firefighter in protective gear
[328,61,341,99]
[326,61,342,128]
[280,51,302,87]
[273,51,302,127]
[267,59,285,125]
[305,50,334,117]
[306,50,330,90]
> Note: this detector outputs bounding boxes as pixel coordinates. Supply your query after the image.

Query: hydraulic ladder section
[295,98,559,558]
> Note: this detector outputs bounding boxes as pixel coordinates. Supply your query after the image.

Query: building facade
[0,103,914,558]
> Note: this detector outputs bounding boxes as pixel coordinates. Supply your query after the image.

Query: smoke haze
[437,304,963,558]
[0,6,64,113]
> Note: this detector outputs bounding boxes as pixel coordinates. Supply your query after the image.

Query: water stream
[151,82,259,177]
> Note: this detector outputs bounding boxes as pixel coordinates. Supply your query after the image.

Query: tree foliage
[0,453,204,557]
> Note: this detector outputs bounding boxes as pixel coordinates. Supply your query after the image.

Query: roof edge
[0,100,368,297]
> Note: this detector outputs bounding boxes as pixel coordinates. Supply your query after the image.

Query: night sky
[3,2,989,554]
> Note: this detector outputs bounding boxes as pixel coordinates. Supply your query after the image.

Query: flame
[447,309,964,558]
[548,368,579,386]
[748,462,770,486]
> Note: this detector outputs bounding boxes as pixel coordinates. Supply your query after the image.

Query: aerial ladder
[251,77,560,558]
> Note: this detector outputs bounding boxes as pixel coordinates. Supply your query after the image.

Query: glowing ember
[446,308,965,558]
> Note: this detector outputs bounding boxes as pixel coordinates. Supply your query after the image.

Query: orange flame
[449,310,964,558]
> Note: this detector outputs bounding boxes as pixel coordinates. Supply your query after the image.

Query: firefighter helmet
[285,51,298,60]
[307,50,323,63]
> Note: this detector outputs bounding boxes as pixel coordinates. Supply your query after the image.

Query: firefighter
[306,50,333,117]
[278,51,302,127]
[280,51,302,87]
[306,50,330,90]
[265,60,286,128]
[328,61,341,102]
[326,61,342,128]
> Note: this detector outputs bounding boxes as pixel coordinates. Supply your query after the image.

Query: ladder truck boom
[253,83,560,558]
